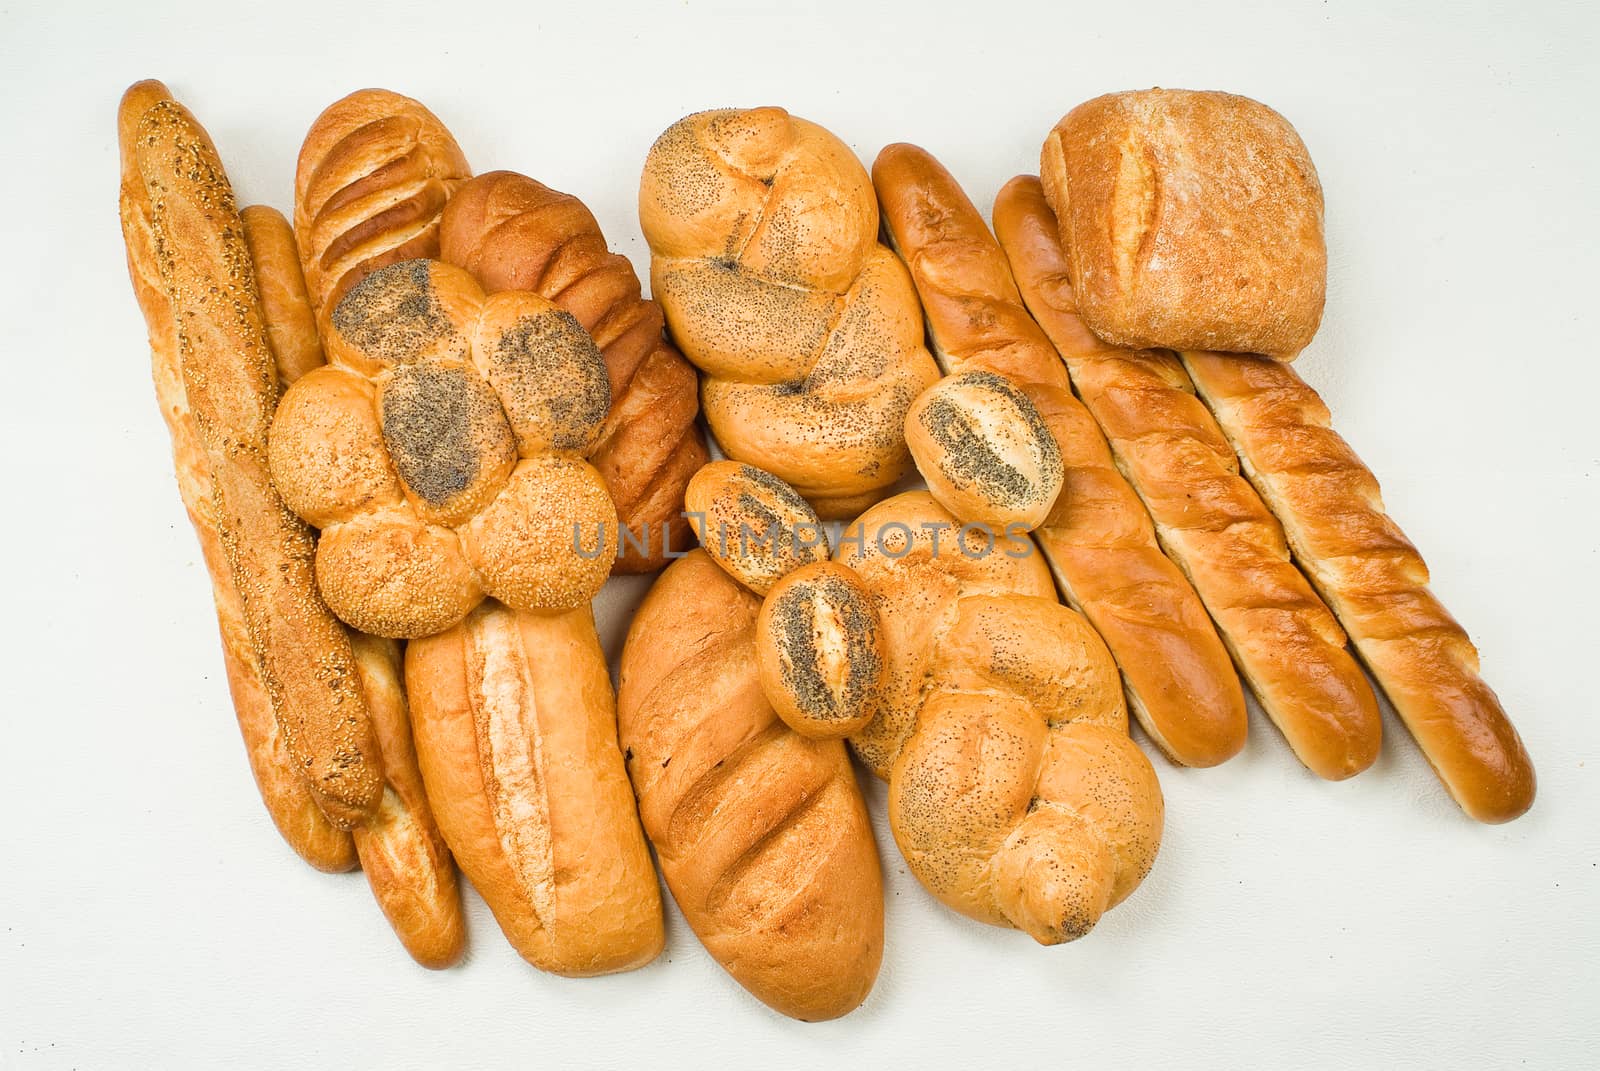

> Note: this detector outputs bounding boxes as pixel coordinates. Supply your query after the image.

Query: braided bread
[440,171,707,572]
[294,89,471,318]
[839,492,1162,943]
[639,107,940,518]
[269,259,617,637]
[1179,351,1535,822]
[995,176,1382,781]
[872,144,1247,769]
[617,461,883,1019]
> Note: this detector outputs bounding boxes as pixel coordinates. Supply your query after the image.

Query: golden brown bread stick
[995,176,1381,780]
[1179,351,1535,821]
[872,144,1247,768]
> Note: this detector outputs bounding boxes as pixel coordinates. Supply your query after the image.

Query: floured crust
[1041,89,1326,358]
[640,108,939,517]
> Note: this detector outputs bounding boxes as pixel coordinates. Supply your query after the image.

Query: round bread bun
[683,460,830,595]
[756,562,885,739]
[904,371,1064,532]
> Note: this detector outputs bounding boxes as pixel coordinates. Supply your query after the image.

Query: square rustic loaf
[1040,88,1326,359]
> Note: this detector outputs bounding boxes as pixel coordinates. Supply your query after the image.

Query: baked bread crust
[408,603,664,975]
[873,144,1246,768]
[639,108,939,517]
[1180,351,1535,821]
[1041,89,1326,358]
[127,86,383,827]
[617,550,883,1019]
[996,176,1381,780]
[294,89,471,317]
[441,171,707,572]
[269,259,618,636]
[839,493,1162,943]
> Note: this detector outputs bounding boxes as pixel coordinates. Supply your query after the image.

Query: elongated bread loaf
[125,84,383,827]
[618,548,883,1020]
[872,144,1246,768]
[348,635,467,967]
[241,206,325,386]
[1179,352,1535,821]
[994,176,1381,781]
[441,171,707,572]
[407,603,664,976]
[294,89,471,317]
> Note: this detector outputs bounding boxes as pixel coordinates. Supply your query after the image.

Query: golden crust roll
[1040,89,1326,359]
[1179,352,1535,822]
[293,89,470,317]
[269,259,618,637]
[995,175,1382,781]
[872,143,1247,769]
[127,84,383,827]
[617,550,883,1019]
[756,562,885,739]
[639,107,940,518]
[407,603,664,976]
[839,492,1162,944]
[682,460,830,595]
[440,171,707,572]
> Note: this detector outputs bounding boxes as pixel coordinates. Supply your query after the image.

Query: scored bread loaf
[995,176,1382,781]
[618,548,884,1019]
[117,81,356,869]
[127,85,383,827]
[1040,89,1326,359]
[293,89,471,317]
[1179,352,1536,822]
[440,171,708,572]
[269,259,618,636]
[407,603,664,976]
[639,107,940,518]
[872,144,1247,768]
[839,492,1163,943]
[348,635,467,968]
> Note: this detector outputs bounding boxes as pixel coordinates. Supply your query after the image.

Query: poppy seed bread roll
[639,107,939,518]
[756,562,885,739]
[269,259,617,636]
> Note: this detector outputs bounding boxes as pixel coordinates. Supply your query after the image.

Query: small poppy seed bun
[905,371,1063,532]
[756,562,885,738]
[683,460,830,595]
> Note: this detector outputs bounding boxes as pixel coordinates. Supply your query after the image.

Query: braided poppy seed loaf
[294,89,471,318]
[269,259,617,637]
[839,492,1163,944]
[441,171,707,572]
[639,107,940,519]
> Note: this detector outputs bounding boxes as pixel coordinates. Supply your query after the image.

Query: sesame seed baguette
[872,144,1248,769]
[127,87,383,826]
[117,81,357,867]
[995,176,1382,781]
[1178,351,1535,822]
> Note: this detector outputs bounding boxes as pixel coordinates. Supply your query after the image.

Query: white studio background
[1,1,1596,1067]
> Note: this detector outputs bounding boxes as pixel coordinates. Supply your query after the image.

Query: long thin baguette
[240,205,324,385]
[872,144,1247,768]
[994,176,1382,780]
[349,635,467,966]
[129,88,382,825]
[118,81,357,867]
[1179,352,1535,821]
